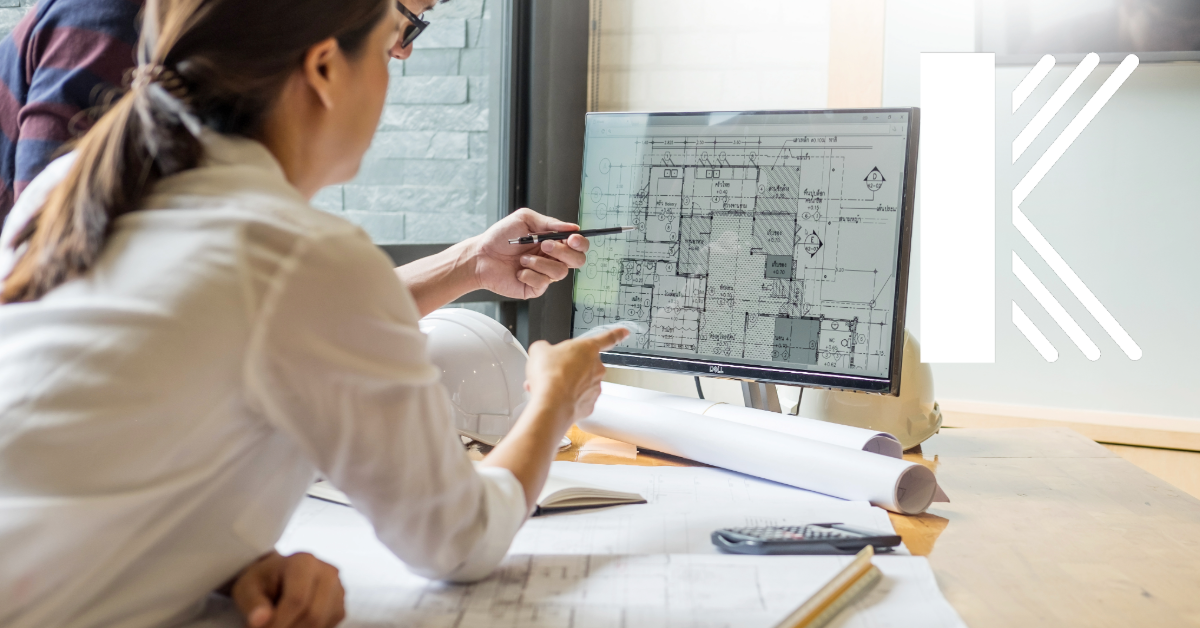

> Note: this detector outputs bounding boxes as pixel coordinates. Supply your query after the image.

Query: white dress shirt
[0,133,527,628]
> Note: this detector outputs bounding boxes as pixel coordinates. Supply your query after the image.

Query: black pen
[508,226,635,245]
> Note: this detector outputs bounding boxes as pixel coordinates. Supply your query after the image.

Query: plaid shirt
[0,0,142,224]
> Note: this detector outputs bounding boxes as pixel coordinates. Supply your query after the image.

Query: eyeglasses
[396,1,430,49]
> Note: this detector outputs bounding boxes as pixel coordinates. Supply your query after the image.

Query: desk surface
[551,426,1200,628]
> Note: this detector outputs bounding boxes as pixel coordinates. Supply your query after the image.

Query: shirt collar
[198,130,289,179]
[193,130,310,204]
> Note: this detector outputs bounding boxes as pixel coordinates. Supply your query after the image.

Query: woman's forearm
[394,239,480,317]
[478,399,569,512]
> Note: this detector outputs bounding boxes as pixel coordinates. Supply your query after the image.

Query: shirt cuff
[440,465,527,583]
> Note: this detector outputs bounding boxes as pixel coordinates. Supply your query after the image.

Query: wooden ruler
[773,546,883,628]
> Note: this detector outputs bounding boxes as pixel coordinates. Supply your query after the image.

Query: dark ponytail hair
[2,0,389,303]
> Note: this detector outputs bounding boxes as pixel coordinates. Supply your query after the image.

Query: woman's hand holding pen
[397,207,589,315]
[470,208,589,299]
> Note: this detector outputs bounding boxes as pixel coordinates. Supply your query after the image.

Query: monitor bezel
[571,107,920,396]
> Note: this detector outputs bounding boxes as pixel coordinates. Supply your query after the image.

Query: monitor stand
[739,381,804,414]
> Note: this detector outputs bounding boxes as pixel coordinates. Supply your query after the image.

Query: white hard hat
[419,308,529,446]
[795,329,942,451]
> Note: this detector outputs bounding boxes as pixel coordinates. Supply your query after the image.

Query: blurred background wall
[2,0,1194,427]
[589,0,1200,429]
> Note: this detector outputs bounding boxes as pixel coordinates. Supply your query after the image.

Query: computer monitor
[570,108,919,395]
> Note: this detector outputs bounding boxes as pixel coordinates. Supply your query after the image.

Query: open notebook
[306,475,645,517]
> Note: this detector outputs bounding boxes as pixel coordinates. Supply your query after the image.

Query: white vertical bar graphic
[920,53,995,363]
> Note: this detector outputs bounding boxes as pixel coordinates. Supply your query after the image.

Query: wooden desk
[553,426,1200,628]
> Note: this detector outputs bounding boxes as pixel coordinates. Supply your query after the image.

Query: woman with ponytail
[0,1,626,626]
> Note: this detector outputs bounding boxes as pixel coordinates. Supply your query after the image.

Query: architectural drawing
[274,463,967,628]
[573,115,909,378]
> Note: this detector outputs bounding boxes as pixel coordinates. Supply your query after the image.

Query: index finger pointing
[580,327,629,352]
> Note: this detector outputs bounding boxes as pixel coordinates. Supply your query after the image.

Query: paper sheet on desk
[283,464,908,574]
[286,463,905,560]
[272,463,963,628]
[513,502,900,555]
[182,555,966,628]
[278,493,903,567]
[342,555,966,628]
[514,462,898,554]
[273,502,963,628]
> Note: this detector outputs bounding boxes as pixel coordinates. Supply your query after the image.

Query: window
[312,0,499,245]
[312,0,514,323]
[0,6,30,38]
[315,0,589,346]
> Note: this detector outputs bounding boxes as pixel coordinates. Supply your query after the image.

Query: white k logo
[1008,53,1142,362]
[920,52,1142,364]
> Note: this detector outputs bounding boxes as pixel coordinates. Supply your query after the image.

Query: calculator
[711,524,902,555]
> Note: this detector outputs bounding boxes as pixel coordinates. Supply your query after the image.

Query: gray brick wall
[0,1,495,247]
[316,0,495,244]
[0,2,34,37]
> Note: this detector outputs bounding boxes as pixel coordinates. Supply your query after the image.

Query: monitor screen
[570,109,919,394]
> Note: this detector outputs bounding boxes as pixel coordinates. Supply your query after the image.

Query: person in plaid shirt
[0,0,142,223]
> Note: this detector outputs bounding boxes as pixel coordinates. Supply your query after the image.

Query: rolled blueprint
[578,394,941,515]
[602,383,903,458]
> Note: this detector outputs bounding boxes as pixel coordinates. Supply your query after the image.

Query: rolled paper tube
[601,382,903,459]
[578,394,940,515]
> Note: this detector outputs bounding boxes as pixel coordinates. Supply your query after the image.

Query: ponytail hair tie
[130,64,190,102]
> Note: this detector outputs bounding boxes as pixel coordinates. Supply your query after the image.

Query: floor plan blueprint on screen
[571,111,912,379]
